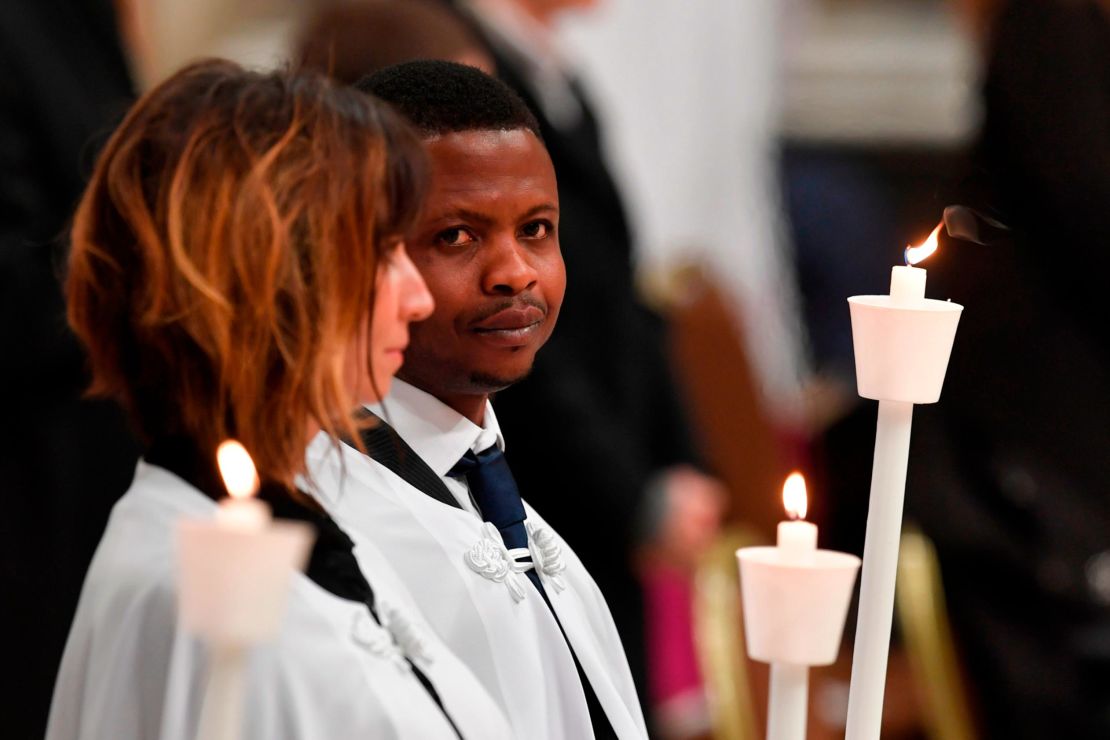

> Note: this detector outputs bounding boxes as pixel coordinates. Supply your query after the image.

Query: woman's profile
[47,59,510,740]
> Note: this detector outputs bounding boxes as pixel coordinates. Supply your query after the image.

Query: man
[306,61,645,739]
[443,0,724,718]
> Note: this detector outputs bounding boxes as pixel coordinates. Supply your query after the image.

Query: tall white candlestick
[845,266,923,740]
[767,663,808,740]
[844,399,913,740]
[197,645,247,740]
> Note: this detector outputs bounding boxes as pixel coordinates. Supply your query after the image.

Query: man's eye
[521,220,551,239]
[436,227,476,248]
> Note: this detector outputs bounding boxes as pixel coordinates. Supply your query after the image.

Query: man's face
[399,128,564,401]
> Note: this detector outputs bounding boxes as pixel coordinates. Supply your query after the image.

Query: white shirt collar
[367,379,504,478]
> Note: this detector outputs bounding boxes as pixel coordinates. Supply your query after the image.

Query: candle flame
[216,440,259,500]
[782,471,808,521]
[904,222,943,266]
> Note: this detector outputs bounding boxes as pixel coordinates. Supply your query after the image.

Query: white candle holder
[848,295,962,405]
[844,283,962,740]
[737,547,861,740]
[178,520,313,740]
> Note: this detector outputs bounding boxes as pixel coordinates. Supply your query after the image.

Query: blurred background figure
[905,0,1110,737]
[297,0,493,81]
[0,1,139,735]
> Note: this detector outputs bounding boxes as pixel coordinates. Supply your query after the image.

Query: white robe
[47,461,512,740]
[304,384,648,740]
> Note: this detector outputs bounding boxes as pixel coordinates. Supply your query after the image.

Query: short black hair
[355,60,542,140]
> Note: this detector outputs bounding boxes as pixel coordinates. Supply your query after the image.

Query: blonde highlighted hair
[67,59,425,487]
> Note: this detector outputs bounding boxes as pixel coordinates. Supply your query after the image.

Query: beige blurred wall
[123,0,309,88]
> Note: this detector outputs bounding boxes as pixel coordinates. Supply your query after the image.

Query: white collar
[368,379,505,478]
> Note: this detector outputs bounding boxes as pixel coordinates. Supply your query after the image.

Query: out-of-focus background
[5,0,1110,737]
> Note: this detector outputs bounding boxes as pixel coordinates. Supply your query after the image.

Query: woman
[46,59,511,739]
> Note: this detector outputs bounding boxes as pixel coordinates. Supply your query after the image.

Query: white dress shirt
[47,460,511,740]
[304,379,648,740]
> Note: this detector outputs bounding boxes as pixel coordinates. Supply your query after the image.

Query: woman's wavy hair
[67,59,426,488]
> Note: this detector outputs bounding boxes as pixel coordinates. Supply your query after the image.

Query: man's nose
[482,236,538,295]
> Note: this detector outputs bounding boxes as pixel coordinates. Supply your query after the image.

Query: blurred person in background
[297,0,493,82]
[905,0,1110,736]
[440,0,727,731]
[0,0,140,734]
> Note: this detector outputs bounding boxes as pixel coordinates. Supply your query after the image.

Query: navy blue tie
[450,446,618,738]
[449,446,544,593]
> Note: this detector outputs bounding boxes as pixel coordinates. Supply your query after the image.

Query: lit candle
[844,223,962,740]
[777,472,817,565]
[193,440,272,740]
[215,440,269,530]
[888,223,939,305]
[737,472,861,740]
[178,441,312,740]
[767,472,815,740]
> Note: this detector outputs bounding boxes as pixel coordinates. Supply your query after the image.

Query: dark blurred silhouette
[297,0,493,82]
[0,0,140,734]
[907,1,1110,736]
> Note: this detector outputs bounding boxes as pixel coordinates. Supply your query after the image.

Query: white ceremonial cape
[47,461,511,740]
[304,386,649,740]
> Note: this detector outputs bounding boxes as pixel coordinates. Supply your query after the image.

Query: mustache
[467,295,548,325]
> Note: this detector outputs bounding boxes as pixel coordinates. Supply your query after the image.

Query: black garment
[445,3,702,712]
[0,2,139,735]
[906,2,1110,737]
[143,437,463,739]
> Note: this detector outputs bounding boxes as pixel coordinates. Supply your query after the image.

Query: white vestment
[47,460,511,740]
[304,379,648,740]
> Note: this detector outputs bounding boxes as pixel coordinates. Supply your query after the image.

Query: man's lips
[470,305,546,348]
[472,305,545,332]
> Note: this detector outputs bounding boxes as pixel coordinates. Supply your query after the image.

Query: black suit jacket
[0,2,139,735]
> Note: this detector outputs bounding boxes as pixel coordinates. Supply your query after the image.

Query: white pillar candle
[888,265,926,305]
[215,440,270,530]
[777,471,817,565]
[776,520,817,563]
[891,222,939,305]
[214,497,270,530]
